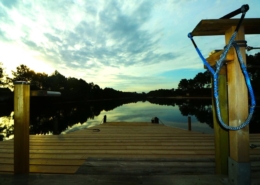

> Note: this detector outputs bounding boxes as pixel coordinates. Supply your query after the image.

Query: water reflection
[1,98,259,140]
[152,98,214,128]
[0,112,14,140]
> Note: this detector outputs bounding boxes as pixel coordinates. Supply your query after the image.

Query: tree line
[0,64,144,101]
[0,52,259,101]
[147,52,260,98]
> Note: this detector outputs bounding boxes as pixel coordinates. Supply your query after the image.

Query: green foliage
[0,62,8,87]
[9,64,144,101]
[11,64,32,81]
[147,89,175,97]
[177,70,211,95]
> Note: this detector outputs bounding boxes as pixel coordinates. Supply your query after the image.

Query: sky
[0,0,259,92]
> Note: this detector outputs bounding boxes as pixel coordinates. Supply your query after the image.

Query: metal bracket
[228,157,251,185]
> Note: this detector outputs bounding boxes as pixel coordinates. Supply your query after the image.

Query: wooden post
[211,67,229,174]
[14,81,30,174]
[53,118,59,135]
[188,116,191,131]
[226,26,250,184]
[191,18,260,185]
[103,115,107,123]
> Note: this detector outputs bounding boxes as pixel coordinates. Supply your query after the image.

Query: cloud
[0,0,179,72]
[1,0,257,92]
[1,0,18,8]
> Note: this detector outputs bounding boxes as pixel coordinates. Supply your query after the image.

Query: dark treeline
[146,70,211,97]
[0,64,145,102]
[147,52,260,98]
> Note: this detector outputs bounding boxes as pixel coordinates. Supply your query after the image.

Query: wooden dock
[0,122,259,174]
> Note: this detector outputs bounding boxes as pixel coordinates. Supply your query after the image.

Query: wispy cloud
[0,0,259,91]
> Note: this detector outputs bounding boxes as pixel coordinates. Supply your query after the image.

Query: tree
[33,72,48,90]
[178,79,189,91]
[10,64,48,90]
[193,71,211,89]
[45,70,66,91]
[11,64,35,82]
[0,63,8,87]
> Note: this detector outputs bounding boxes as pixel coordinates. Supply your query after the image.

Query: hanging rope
[187,4,256,130]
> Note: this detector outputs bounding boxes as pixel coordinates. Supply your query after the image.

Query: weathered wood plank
[14,83,30,174]
[0,122,258,174]
[226,26,250,163]
[0,149,215,155]
[0,164,78,173]
[0,145,215,151]
[192,18,260,36]
[212,67,229,175]
[0,142,215,148]
[0,158,85,165]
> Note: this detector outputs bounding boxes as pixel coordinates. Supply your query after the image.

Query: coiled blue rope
[188,32,256,130]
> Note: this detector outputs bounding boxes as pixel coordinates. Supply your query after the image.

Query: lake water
[60,100,214,135]
[0,98,231,141]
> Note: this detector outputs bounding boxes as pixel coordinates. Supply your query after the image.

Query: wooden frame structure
[191,18,260,184]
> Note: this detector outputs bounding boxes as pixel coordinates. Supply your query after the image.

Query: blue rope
[188,32,256,130]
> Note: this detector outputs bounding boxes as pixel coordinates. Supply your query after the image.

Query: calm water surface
[63,101,214,134]
[1,98,259,141]
[0,98,219,140]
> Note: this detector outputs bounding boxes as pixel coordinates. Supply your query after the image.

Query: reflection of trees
[0,98,140,140]
[147,98,178,107]
[149,98,213,128]
[0,112,14,140]
[0,101,14,140]
[149,98,260,132]
[2,98,259,141]
[177,99,213,128]
[29,98,140,135]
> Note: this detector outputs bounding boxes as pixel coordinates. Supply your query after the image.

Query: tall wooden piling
[103,115,107,123]
[211,67,229,174]
[14,81,30,174]
[188,116,191,131]
[226,26,250,184]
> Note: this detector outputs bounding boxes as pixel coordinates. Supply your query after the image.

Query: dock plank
[0,122,259,174]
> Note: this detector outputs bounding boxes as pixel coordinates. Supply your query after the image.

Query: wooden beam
[205,50,234,75]
[192,18,260,36]
[206,50,234,66]
[226,26,249,162]
[212,66,229,174]
[188,116,191,131]
[226,26,250,184]
[14,82,30,174]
